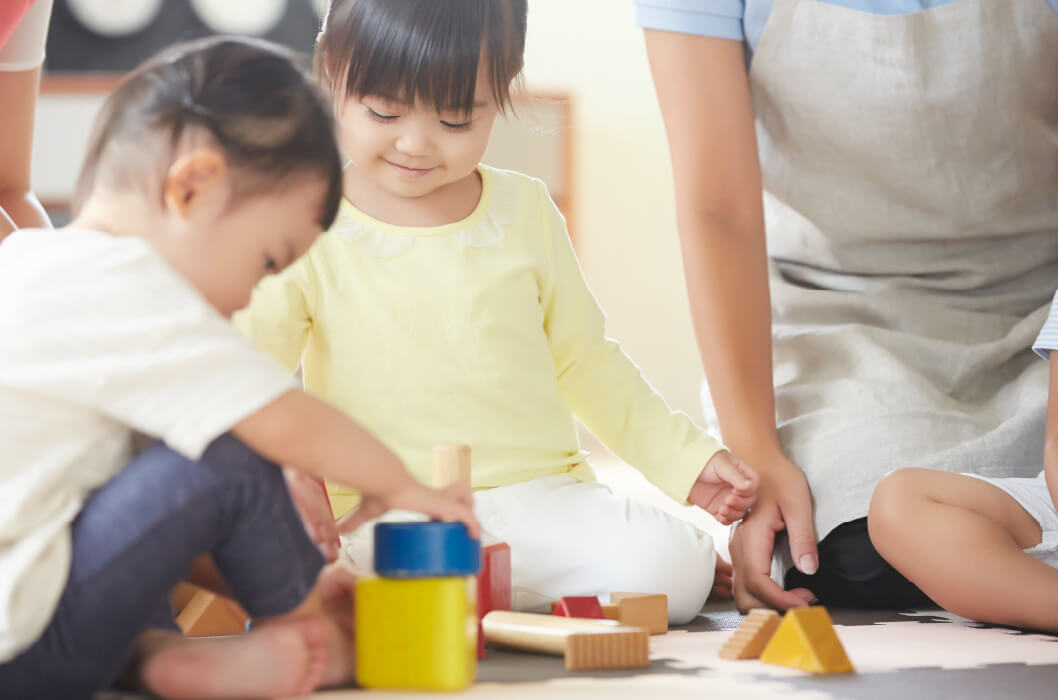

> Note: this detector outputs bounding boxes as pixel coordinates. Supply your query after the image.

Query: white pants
[341,475,716,624]
[965,471,1058,569]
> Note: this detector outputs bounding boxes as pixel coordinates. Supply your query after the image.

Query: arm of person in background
[0,65,50,240]
[642,29,817,611]
[1045,356,1058,509]
[0,0,54,242]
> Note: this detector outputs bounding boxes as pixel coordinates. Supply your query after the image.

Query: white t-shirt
[0,0,52,72]
[0,227,296,662]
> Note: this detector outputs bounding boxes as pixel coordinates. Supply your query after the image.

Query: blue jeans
[0,435,325,700]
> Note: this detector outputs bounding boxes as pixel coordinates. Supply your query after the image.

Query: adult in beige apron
[691,0,1058,604]
[754,0,1058,597]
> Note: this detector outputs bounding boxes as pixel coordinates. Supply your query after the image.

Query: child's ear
[164,149,228,219]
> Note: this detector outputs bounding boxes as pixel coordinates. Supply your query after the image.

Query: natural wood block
[432,444,471,488]
[170,582,199,614]
[610,592,668,635]
[718,608,780,660]
[482,611,649,671]
[175,589,249,637]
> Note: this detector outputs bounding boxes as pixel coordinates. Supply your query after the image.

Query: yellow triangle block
[759,607,854,674]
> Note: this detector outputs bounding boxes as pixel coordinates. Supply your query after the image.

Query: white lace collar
[332,167,513,258]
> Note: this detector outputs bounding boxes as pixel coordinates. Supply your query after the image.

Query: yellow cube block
[355,577,477,691]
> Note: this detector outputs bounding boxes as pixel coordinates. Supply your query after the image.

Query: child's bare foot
[138,618,332,699]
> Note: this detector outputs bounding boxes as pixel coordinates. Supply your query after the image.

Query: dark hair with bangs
[316,0,528,115]
[76,35,344,230]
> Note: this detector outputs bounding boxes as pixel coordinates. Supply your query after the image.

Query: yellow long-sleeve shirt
[236,166,724,518]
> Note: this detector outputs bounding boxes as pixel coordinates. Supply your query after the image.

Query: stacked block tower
[354,445,484,691]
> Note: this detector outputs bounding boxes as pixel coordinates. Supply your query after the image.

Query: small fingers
[336,499,385,535]
[731,512,814,612]
[443,500,480,539]
[719,489,757,523]
[711,453,757,493]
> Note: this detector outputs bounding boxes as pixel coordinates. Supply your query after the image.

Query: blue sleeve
[633,0,745,41]
[1034,292,1058,359]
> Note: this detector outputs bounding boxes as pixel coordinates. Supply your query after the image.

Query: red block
[552,596,605,619]
[477,543,512,658]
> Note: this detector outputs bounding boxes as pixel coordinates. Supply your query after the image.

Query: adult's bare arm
[643,30,817,610]
[0,65,50,242]
[1044,357,1058,509]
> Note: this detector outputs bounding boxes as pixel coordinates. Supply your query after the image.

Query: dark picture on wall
[45,0,325,74]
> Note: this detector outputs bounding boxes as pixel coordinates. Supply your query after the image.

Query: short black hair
[316,0,528,115]
[77,35,343,230]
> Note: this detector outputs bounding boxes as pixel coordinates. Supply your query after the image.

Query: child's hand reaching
[689,451,759,525]
[336,480,480,539]
[285,468,340,563]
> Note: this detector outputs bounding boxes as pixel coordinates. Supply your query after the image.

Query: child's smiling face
[336,66,500,201]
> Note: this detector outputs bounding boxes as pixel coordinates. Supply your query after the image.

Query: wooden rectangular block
[610,592,668,635]
[356,577,477,690]
[482,611,649,671]
[477,542,511,659]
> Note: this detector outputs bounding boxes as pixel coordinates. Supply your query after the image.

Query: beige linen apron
[706,0,1058,541]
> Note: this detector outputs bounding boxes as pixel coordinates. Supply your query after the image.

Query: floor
[97,602,1058,700]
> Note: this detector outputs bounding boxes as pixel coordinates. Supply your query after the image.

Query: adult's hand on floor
[730,454,818,612]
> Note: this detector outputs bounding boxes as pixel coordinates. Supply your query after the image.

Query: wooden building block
[433,444,471,488]
[718,609,781,659]
[609,593,668,635]
[174,587,249,638]
[477,542,512,659]
[355,577,477,691]
[759,607,854,674]
[482,611,649,671]
[552,596,605,619]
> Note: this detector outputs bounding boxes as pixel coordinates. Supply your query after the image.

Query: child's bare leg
[869,468,1058,632]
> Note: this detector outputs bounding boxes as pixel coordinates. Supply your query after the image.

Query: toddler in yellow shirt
[238,0,758,622]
